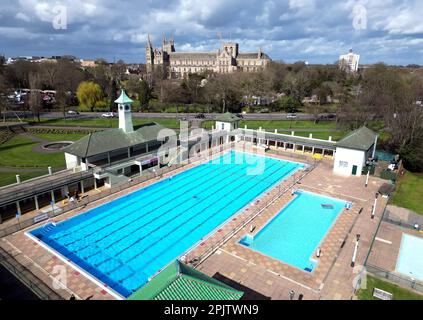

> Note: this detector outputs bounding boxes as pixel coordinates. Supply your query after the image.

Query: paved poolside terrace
[0,142,388,300]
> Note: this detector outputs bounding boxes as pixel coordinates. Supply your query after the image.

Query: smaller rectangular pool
[396,234,423,281]
[239,190,350,272]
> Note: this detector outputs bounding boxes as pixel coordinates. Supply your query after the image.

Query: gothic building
[146,36,271,78]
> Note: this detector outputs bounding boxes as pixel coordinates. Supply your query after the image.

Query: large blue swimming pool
[240,190,349,272]
[30,151,303,297]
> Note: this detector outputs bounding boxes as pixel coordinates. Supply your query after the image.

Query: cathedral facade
[146,36,271,78]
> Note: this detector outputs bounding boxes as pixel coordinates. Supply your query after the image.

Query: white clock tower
[114,89,134,133]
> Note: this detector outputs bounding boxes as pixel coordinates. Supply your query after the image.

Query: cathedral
[146,36,271,78]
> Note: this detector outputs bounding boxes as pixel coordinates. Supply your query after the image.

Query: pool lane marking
[219,248,318,293]
[375,237,392,245]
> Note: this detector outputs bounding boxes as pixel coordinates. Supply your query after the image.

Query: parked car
[195,113,206,119]
[67,110,79,115]
[286,113,297,119]
[101,112,115,118]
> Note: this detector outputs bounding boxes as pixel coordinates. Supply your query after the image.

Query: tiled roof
[114,90,133,104]
[170,52,217,60]
[128,260,243,300]
[335,126,377,151]
[215,112,241,123]
[63,122,167,158]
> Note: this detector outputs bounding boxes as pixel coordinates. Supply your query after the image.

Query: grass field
[33,118,181,129]
[0,136,65,168]
[357,275,423,300]
[31,133,86,142]
[0,171,45,187]
[392,171,423,215]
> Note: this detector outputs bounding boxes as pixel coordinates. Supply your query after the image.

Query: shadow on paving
[0,264,39,300]
[212,272,271,300]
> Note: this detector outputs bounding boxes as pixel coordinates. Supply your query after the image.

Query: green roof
[336,126,377,151]
[114,89,133,104]
[64,122,167,158]
[215,112,241,123]
[128,260,243,300]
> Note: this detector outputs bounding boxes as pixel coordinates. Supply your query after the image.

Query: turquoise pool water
[396,234,423,281]
[240,190,349,272]
[30,151,303,297]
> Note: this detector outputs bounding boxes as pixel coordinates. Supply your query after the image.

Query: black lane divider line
[67,161,246,252]
[133,164,300,275]
[54,161,217,240]
[59,162,234,246]
[88,160,265,259]
[116,163,299,281]
[104,160,290,271]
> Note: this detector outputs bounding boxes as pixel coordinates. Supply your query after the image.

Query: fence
[365,264,423,294]
[0,143,234,238]
[0,247,63,300]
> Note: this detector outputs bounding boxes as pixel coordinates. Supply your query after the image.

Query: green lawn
[357,275,423,300]
[0,136,65,168]
[293,131,347,141]
[34,118,181,129]
[392,171,423,215]
[0,171,46,187]
[31,133,87,142]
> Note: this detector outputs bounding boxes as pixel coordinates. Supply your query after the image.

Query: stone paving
[0,144,388,300]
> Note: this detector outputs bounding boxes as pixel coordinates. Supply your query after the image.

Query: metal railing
[365,263,423,294]
[0,247,64,300]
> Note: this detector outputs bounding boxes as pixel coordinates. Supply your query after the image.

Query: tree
[76,81,103,112]
[274,96,301,112]
[139,80,152,108]
[28,73,42,122]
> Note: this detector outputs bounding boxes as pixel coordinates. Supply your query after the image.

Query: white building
[333,126,378,176]
[339,49,360,73]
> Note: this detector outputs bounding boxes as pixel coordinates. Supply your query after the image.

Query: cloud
[0,0,421,65]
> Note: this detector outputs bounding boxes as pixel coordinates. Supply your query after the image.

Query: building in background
[146,35,271,78]
[339,49,360,73]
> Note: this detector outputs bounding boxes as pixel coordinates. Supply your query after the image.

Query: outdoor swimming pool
[29,151,303,297]
[240,190,350,272]
[396,234,423,281]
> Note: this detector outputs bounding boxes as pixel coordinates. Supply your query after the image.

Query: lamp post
[351,234,360,267]
[371,193,379,219]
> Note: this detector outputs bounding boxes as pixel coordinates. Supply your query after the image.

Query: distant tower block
[115,89,134,133]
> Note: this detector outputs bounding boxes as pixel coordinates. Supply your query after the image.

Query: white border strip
[25,231,124,300]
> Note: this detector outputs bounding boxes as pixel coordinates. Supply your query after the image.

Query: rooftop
[63,122,167,158]
[114,90,133,104]
[336,126,377,151]
[215,112,241,123]
[128,260,243,300]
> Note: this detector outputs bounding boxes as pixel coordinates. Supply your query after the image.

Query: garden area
[392,171,423,215]
[357,275,423,300]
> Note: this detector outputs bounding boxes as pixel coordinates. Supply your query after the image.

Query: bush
[94,100,108,111]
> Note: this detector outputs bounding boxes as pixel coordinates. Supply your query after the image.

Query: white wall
[65,153,80,169]
[215,121,234,131]
[333,147,366,176]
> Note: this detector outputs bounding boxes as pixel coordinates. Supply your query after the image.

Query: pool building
[1,89,420,301]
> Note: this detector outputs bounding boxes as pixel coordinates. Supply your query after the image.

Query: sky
[0,0,422,65]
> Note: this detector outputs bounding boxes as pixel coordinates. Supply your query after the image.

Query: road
[3,111,336,121]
